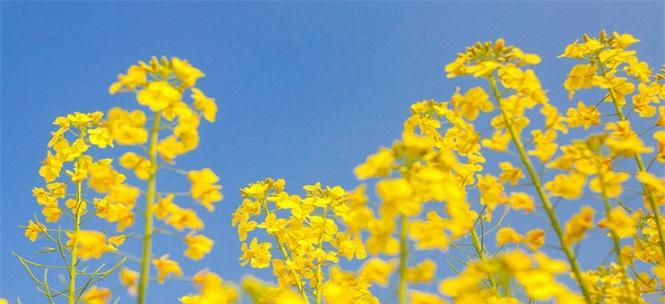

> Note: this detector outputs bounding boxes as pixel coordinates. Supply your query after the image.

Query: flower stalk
[487,75,594,303]
[137,112,161,304]
[594,54,665,260]
[68,180,83,304]
[397,215,408,304]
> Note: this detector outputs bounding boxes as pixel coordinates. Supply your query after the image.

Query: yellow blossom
[24,220,46,242]
[566,101,601,129]
[67,230,117,260]
[563,206,595,246]
[406,259,437,284]
[153,255,184,284]
[545,172,586,200]
[359,258,395,286]
[104,107,148,145]
[188,168,223,211]
[240,237,272,269]
[498,162,524,186]
[589,170,630,198]
[496,227,523,247]
[598,207,636,238]
[82,286,111,304]
[508,192,535,213]
[184,233,214,261]
[525,229,545,251]
[136,81,182,112]
[191,88,217,123]
[119,267,139,295]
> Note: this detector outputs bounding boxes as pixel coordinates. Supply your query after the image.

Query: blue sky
[2,1,663,303]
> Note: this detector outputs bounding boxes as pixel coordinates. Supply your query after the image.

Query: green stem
[397,215,408,304]
[470,229,497,289]
[68,180,83,304]
[595,160,631,287]
[487,75,594,303]
[137,112,161,304]
[594,55,665,259]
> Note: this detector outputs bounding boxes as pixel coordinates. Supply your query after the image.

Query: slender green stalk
[595,160,631,286]
[593,55,665,259]
[397,215,408,304]
[470,229,497,288]
[68,180,83,304]
[137,112,162,304]
[487,75,594,303]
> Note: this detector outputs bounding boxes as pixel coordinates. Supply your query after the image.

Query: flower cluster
[233,178,377,303]
[20,111,128,303]
[13,31,665,304]
[17,57,226,304]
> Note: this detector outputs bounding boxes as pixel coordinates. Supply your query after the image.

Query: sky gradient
[2,1,663,302]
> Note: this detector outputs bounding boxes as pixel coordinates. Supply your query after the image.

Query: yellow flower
[410,290,447,304]
[181,270,238,304]
[354,147,394,179]
[376,178,420,216]
[87,159,126,193]
[406,259,437,284]
[496,227,523,247]
[564,64,597,99]
[467,61,500,78]
[172,57,204,88]
[67,230,116,260]
[82,286,111,304]
[87,127,113,148]
[655,130,665,163]
[24,220,46,242]
[184,233,214,261]
[153,255,184,284]
[359,258,395,286]
[450,87,493,121]
[240,237,272,269]
[611,32,640,49]
[109,64,147,94]
[566,101,601,129]
[242,276,307,304]
[191,88,217,123]
[482,130,511,152]
[508,192,535,213]
[525,229,545,251]
[136,81,182,112]
[563,206,594,246]
[545,172,586,200]
[605,121,652,157]
[498,162,524,186]
[408,211,449,251]
[119,267,139,295]
[119,152,151,180]
[257,213,287,235]
[598,207,636,238]
[589,170,630,198]
[156,135,186,161]
[42,205,63,223]
[528,129,558,162]
[39,151,62,183]
[188,168,223,211]
[104,107,148,145]
[476,174,506,211]
[165,208,204,231]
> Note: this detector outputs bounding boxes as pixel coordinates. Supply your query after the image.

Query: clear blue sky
[2,1,663,303]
